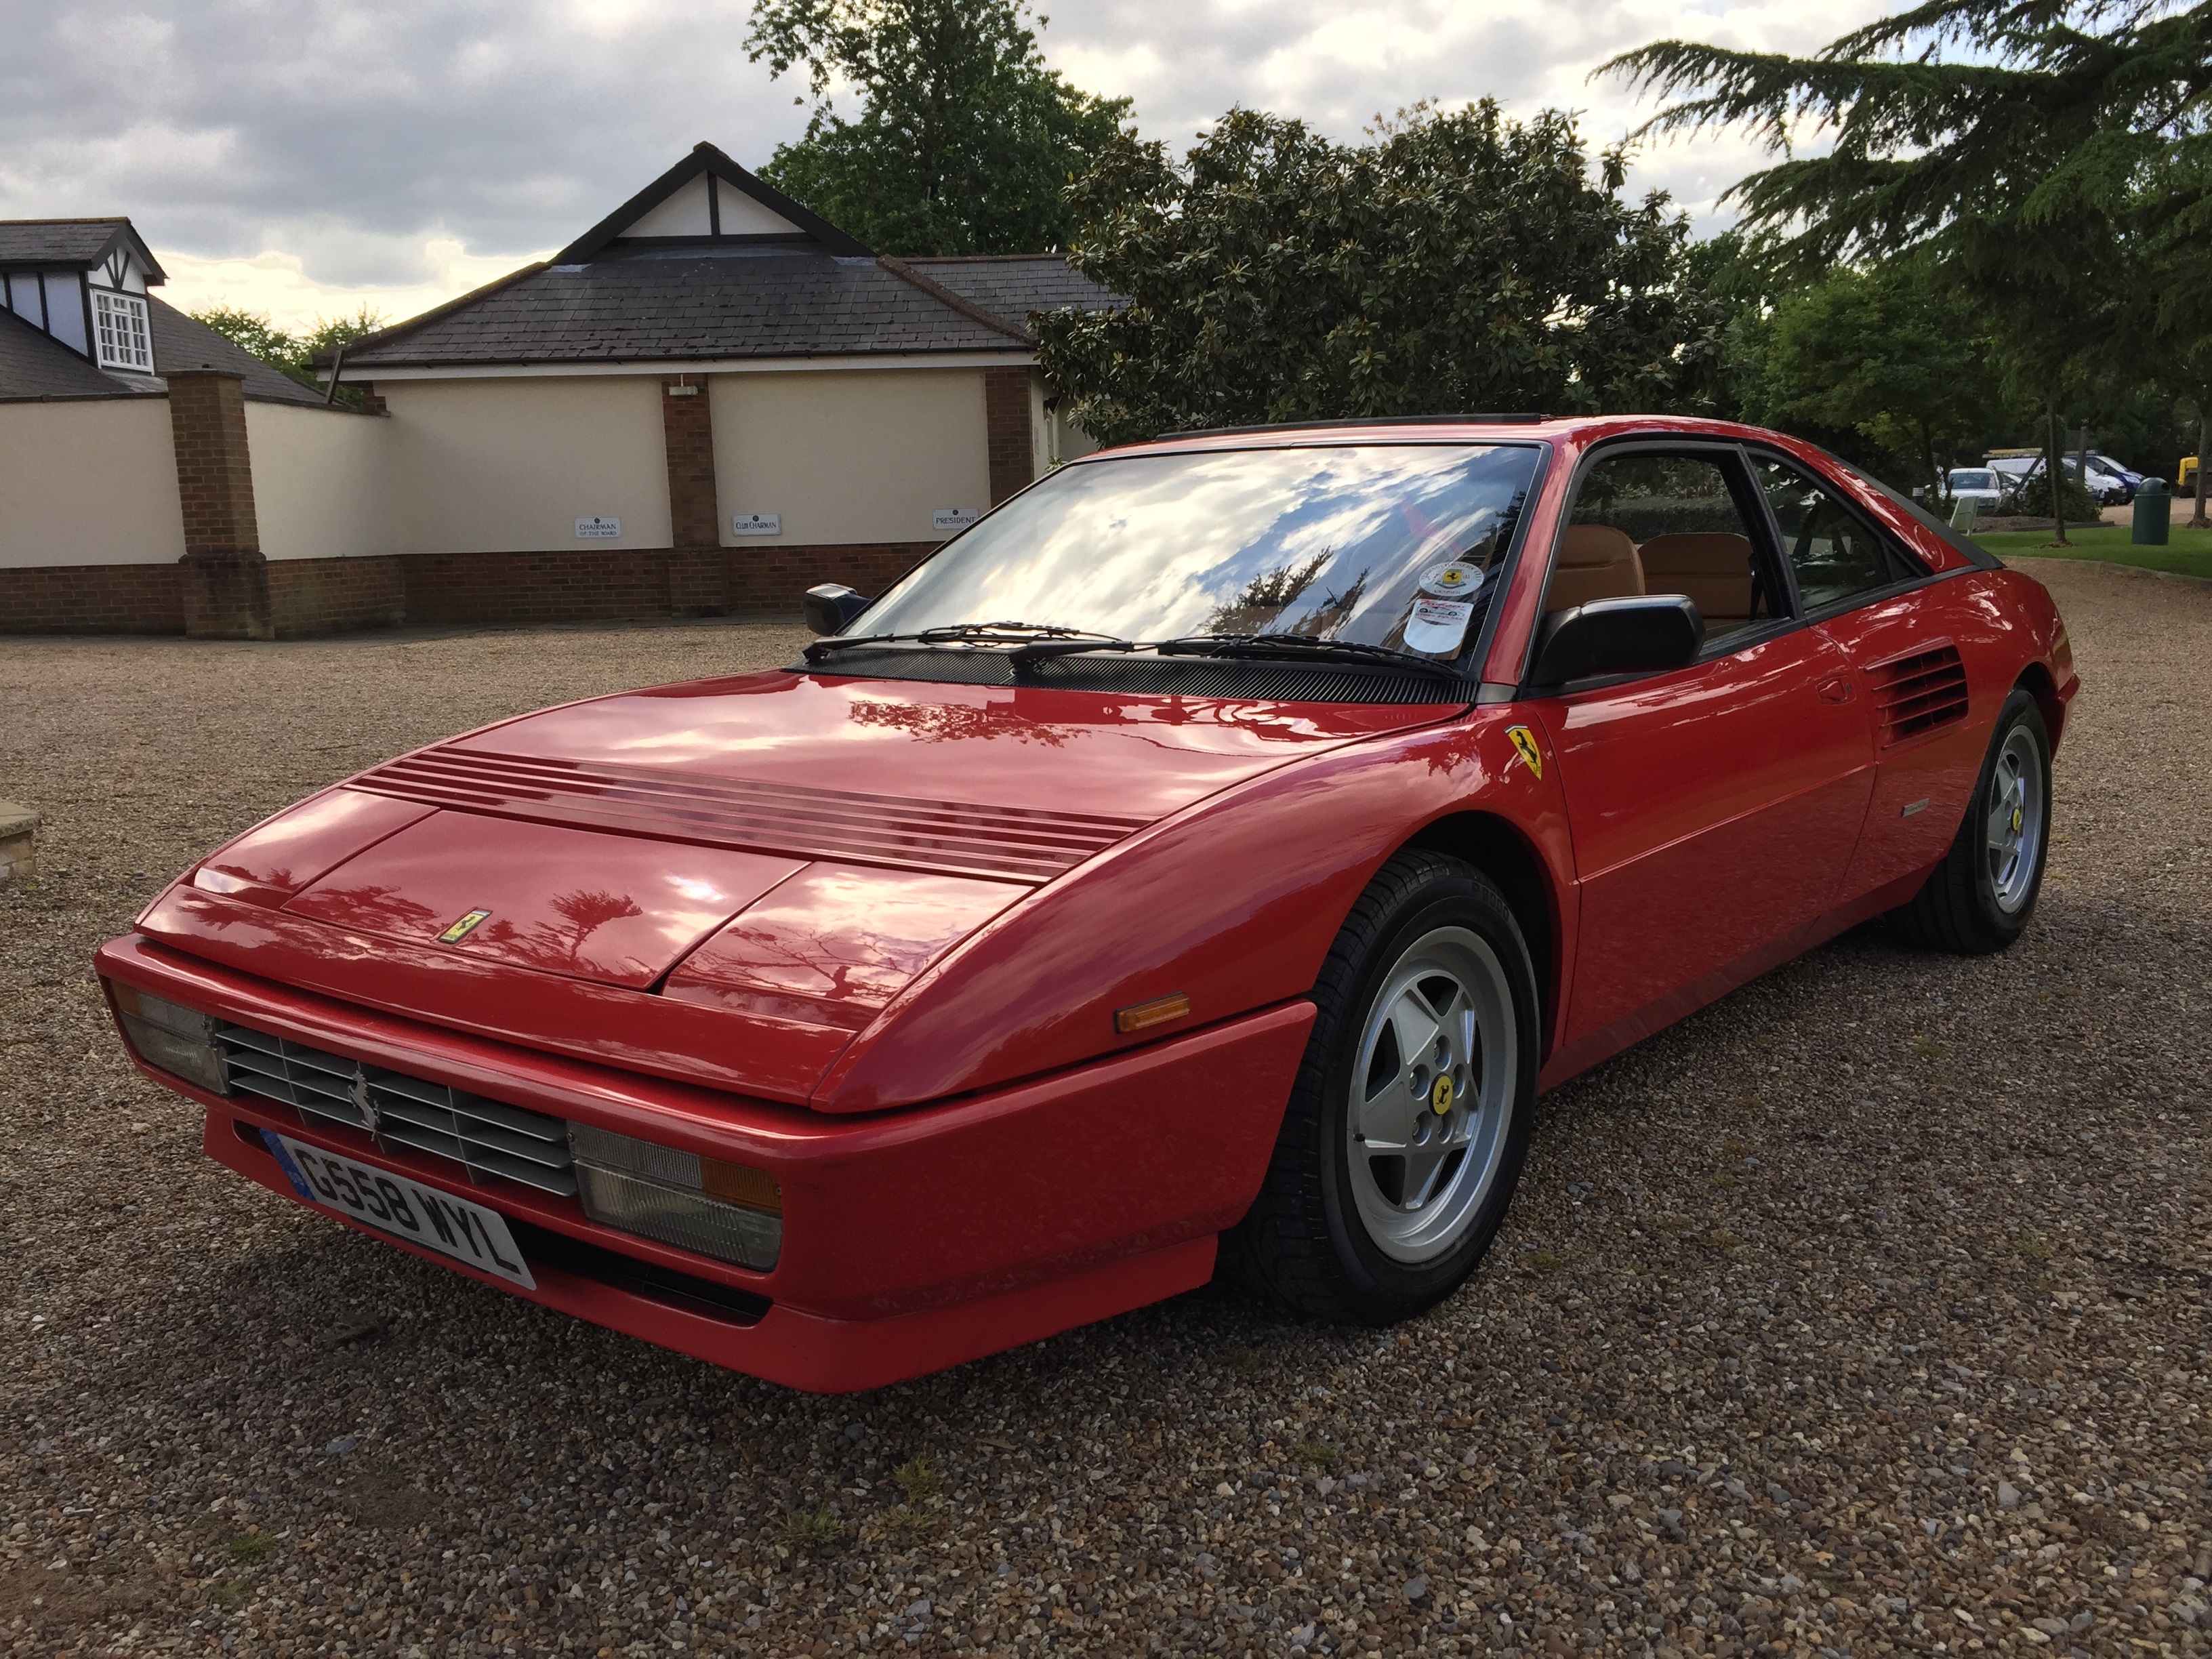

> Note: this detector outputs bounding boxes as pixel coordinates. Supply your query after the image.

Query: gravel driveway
[3,562,2206,1659]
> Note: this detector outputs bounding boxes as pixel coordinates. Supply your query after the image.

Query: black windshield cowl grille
[218,1023,577,1197]
[797,649,1472,706]
[1867,644,1970,745]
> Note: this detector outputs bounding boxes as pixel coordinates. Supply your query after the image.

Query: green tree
[2139,155,2212,525]
[188,304,300,372]
[1033,102,1727,447]
[747,0,1132,255]
[1757,262,2014,497]
[1605,0,2211,545]
[188,303,385,407]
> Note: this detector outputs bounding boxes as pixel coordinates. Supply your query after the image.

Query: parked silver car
[1946,467,2009,514]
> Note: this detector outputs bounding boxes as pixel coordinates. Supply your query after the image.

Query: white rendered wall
[715,184,803,236]
[618,174,803,240]
[623,174,716,238]
[245,401,392,560]
[380,376,672,553]
[710,369,991,546]
[1031,370,1100,474]
[0,398,184,567]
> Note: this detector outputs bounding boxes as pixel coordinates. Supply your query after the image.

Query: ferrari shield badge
[1507,725,1544,781]
[438,909,493,945]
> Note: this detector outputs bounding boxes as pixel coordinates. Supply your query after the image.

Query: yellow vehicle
[2182,457,2200,490]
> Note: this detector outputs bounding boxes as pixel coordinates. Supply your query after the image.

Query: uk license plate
[261,1130,536,1289]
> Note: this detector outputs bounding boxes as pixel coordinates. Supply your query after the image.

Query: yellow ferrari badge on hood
[438,909,492,945]
[1507,725,1543,781]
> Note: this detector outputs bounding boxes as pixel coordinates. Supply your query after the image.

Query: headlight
[567,1122,781,1272]
[110,982,229,1095]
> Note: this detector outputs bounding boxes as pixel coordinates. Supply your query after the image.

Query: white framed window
[92,287,152,372]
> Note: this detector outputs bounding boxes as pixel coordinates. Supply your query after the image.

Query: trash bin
[2133,477,2170,546]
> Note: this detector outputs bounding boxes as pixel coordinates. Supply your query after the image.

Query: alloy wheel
[1344,926,1517,1265]
[1986,724,2046,914]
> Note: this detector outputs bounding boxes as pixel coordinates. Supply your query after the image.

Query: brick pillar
[661,373,726,615]
[983,367,1036,506]
[167,369,272,639]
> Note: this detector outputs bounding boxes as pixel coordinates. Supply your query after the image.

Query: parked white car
[1946,468,2009,514]
[1990,454,2133,509]
[2083,455,2139,504]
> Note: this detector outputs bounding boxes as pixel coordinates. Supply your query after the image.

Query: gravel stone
[2,563,2208,1656]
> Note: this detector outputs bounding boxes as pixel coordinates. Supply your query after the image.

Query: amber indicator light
[702,1158,783,1214]
[1115,992,1191,1035]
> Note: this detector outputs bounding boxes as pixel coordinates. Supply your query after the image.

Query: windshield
[854,445,1541,660]
[1950,470,1996,490]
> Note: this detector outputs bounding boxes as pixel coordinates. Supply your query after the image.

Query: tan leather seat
[1547,524,1645,613]
[1637,533,1757,623]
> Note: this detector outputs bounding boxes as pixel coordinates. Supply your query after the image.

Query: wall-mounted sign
[731,512,782,537]
[575,516,621,539]
[933,508,983,533]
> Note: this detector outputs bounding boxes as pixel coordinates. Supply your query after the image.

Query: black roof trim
[553,142,871,264]
[592,233,815,253]
[1158,413,1549,439]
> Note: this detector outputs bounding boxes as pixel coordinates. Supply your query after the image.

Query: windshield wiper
[803,621,1130,664]
[1153,633,1471,679]
[804,621,1470,681]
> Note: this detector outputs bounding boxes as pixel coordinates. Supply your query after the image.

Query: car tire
[1220,850,1539,1325]
[1893,687,2052,954]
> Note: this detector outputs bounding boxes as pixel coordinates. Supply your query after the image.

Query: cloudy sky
[0,0,1888,331]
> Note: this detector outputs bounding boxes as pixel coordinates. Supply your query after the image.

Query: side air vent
[218,1023,577,1196]
[1867,643,1969,745]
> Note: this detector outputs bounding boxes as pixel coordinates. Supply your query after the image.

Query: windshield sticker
[1402,597,1474,655]
[1419,562,1486,598]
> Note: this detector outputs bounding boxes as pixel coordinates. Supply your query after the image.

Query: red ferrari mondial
[99,416,2074,1392]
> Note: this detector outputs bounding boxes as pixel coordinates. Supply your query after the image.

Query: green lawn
[1970,520,2212,581]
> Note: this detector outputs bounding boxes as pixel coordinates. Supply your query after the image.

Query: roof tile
[344,247,1120,369]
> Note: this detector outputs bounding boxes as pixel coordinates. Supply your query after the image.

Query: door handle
[1816,676,1856,705]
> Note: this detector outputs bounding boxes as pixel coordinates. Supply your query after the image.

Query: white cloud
[0,0,1892,331]
[155,241,547,335]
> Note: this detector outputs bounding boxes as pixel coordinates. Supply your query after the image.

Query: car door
[1525,443,1879,1052]
[1748,449,1996,904]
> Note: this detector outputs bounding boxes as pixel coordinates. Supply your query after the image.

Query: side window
[1554,453,1778,645]
[1756,457,1904,611]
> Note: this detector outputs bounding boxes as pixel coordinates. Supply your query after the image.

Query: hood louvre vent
[1867,644,1969,746]
[352,746,1147,883]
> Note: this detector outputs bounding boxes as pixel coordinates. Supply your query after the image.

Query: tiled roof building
[2,145,1119,638]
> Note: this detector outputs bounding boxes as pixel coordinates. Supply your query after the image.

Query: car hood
[142,668,1461,1100]
[356,666,1447,862]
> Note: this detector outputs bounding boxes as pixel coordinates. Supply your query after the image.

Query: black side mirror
[803,583,874,636]
[1530,595,1703,687]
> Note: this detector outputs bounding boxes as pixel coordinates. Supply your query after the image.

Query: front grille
[218,1023,577,1197]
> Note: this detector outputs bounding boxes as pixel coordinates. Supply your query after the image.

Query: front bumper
[99,934,1314,1393]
